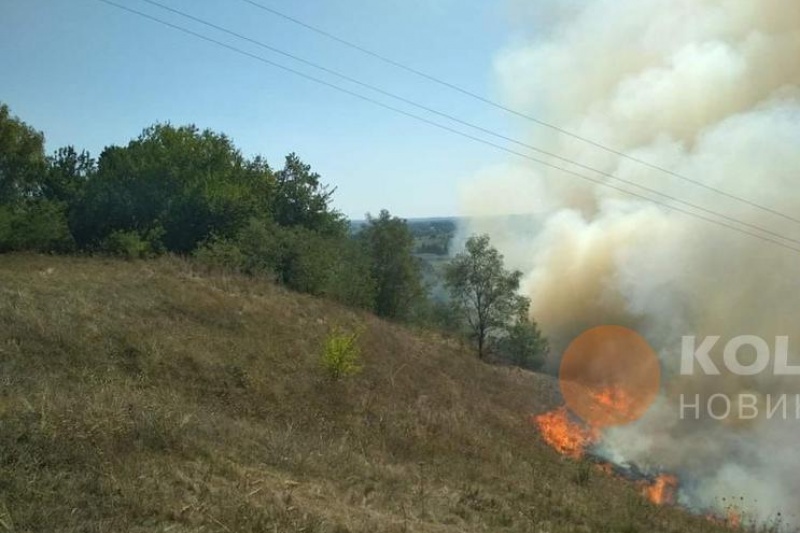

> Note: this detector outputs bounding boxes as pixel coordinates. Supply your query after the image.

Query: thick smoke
[462,0,800,523]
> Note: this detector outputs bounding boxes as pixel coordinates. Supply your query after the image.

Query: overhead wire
[94,0,800,254]
[236,0,800,226]
[114,0,800,247]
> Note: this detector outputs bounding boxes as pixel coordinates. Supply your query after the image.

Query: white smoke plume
[461,0,800,523]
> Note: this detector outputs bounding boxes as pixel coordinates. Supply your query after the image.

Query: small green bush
[494,318,549,371]
[320,327,362,380]
[100,229,160,259]
[193,234,246,272]
[100,226,165,259]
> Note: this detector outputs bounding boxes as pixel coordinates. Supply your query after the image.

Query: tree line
[0,102,548,369]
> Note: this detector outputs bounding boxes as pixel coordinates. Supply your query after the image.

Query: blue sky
[1,0,524,219]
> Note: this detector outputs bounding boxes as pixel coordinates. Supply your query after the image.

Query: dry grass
[0,254,736,532]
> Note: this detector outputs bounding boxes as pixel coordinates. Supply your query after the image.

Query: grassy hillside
[0,255,731,532]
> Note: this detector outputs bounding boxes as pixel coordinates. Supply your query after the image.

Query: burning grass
[643,474,679,506]
[532,399,768,531]
[533,406,598,459]
[0,254,747,532]
[533,402,683,507]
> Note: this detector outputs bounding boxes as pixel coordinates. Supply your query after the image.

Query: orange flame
[595,462,614,475]
[643,474,679,505]
[590,387,636,417]
[533,388,683,510]
[726,508,742,529]
[533,406,599,459]
[705,508,743,530]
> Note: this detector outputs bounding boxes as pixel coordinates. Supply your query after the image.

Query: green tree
[271,225,335,294]
[195,218,375,309]
[322,236,376,310]
[0,104,74,252]
[73,124,273,251]
[360,210,423,321]
[0,103,47,204]
[273,153,346,236]
[495,307,549,370]
[0,199,74,253]
[44,146,94,204]
[444,234,529,359]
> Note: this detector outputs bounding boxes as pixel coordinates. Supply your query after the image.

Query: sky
[0,0,525,219]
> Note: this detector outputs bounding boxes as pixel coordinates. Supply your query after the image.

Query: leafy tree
[273,226,343,295]
[44,146,94,204]
[273,153,346,236]
[228,217,282,277]
[218,219,335,293]
[73,124,274,252]
[0,105,406,318]
[417,298,464,335]
[360,210,423,321]
[196,217,374,309]
[494,307,549,370]
[192,233,247,273]
[0,104,47,204]
[0,104,73,252]
[322,236,376,310]
[0,200,74,252]
[445,234,529,359]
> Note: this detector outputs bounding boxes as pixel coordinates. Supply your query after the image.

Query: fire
[705,507,743,530]
[533,386,634,460]
[726,508,742,529]
[643,474,679,505]
[535,384,682,509]
[533,403,682,509]
[595,462,614,475]
[533,406,599,459]
[590,387,637,422]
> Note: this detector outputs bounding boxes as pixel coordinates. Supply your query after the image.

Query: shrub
[494,319,549,371]
[320,327,362,380]
[272,226,333,294]
[234,217,281,276]
[100,228,161,259]
[193,234,246,272]
[423,299,464,334]
[0,200,74,253]
[322,237,376,311]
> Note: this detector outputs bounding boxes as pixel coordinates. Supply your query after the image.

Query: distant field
[351,216,459,257]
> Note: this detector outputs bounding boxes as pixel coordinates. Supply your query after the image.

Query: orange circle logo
[559,325,661,428]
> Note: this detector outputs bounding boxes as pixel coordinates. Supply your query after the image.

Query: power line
[94,0,800,255]
[237,0,800,227]
[120,0,800,247]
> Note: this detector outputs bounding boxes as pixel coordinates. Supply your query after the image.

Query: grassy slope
[0,255,731,533]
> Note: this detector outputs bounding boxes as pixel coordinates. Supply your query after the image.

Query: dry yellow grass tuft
[0,254,734,532]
